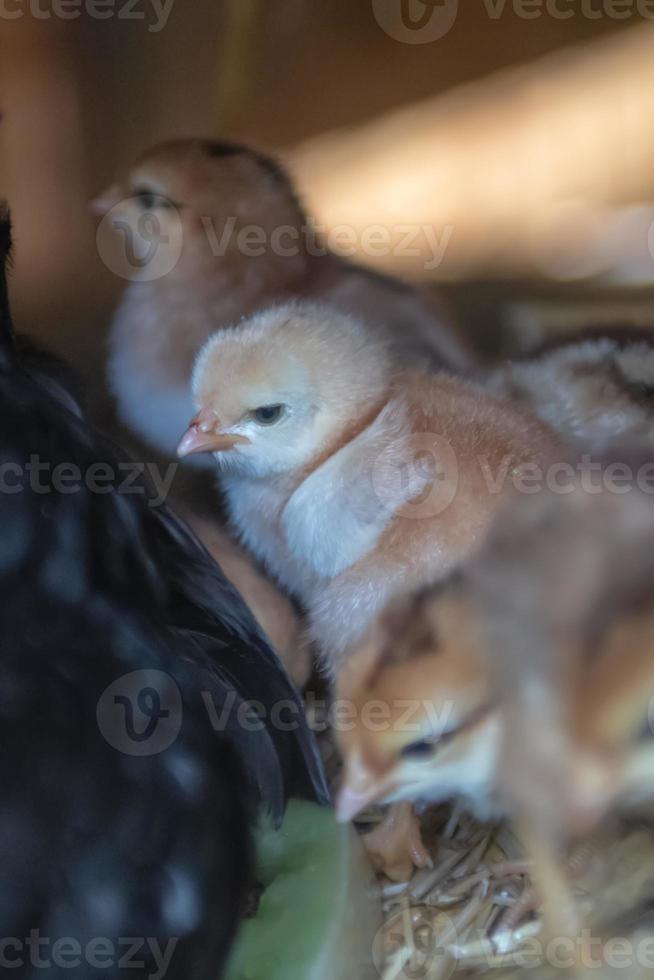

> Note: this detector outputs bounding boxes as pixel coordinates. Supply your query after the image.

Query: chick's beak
[335,771,387,824]
[177,411,250,458]
[90,184,123,216]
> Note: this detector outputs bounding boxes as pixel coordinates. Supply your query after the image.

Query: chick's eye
[253,404,284,425]
[401,726,460,760]
[401,739,437,760]
[135,189,172,211]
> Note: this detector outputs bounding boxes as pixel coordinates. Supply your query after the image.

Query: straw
[369,813,654,980]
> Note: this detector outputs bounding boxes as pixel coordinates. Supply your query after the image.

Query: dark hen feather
[0,204,328,978]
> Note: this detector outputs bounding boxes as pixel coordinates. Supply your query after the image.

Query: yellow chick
[93,138,470,463]
[178,301,558,675]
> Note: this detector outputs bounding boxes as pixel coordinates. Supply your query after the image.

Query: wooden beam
[290,22,654,282]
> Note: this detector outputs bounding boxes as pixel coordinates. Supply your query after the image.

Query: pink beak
[177,412,250,458]
[90,184,123,216]
[335,780,383,824]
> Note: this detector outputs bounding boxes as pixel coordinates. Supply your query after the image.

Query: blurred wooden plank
[214,0,262,134]
[441,279,654,357]
[291,22,654,282]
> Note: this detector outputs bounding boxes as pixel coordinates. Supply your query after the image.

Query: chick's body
[98,139,469,462]
[469,462,654,838]
[181,302,558,672]
[340,457,654,823]
[487,329,654,445]
[459,461,654,932]
[336,452,654,891]
[335,580,502,827]
[301,371,556,669]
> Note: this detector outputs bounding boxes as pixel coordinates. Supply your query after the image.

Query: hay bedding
[311,692,654,980]
[365,808,654,980]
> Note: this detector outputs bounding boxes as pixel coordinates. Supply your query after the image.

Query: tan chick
[487,328,654,446]
[93,138,470,463]
[335,580,499,880]
[338,451,654,906]
[177,301,558,676]
[469,458,654,846]
[467,456,654,934]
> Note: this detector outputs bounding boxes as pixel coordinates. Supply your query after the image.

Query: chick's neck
[296,390,393,488]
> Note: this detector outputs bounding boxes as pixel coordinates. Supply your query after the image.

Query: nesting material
[368,808,654,980]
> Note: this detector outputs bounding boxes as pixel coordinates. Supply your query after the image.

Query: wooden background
[0,0,651,372]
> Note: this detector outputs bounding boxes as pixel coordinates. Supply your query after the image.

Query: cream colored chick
[94,138,469,463]
[178,301,557,674]
[487,328,654,445]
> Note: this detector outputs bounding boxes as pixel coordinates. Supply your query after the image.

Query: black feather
[0,201,16,370]
[0,205,328,977]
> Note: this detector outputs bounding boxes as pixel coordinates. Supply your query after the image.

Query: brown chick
[487,328,654,446]
[335,579,499,880]
[337,448,654,898]
[470,456,654,840]
[93,138,470,463]
[178,301,559,679]
[467,452,654,935]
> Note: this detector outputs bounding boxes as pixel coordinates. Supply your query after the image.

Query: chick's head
[335,583,500,823]
[178,302,391,477]
[91,139,307,278]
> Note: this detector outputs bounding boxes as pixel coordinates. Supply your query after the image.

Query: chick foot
[364,803,433,882]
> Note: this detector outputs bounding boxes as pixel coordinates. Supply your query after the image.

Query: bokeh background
[1,0,653,378]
